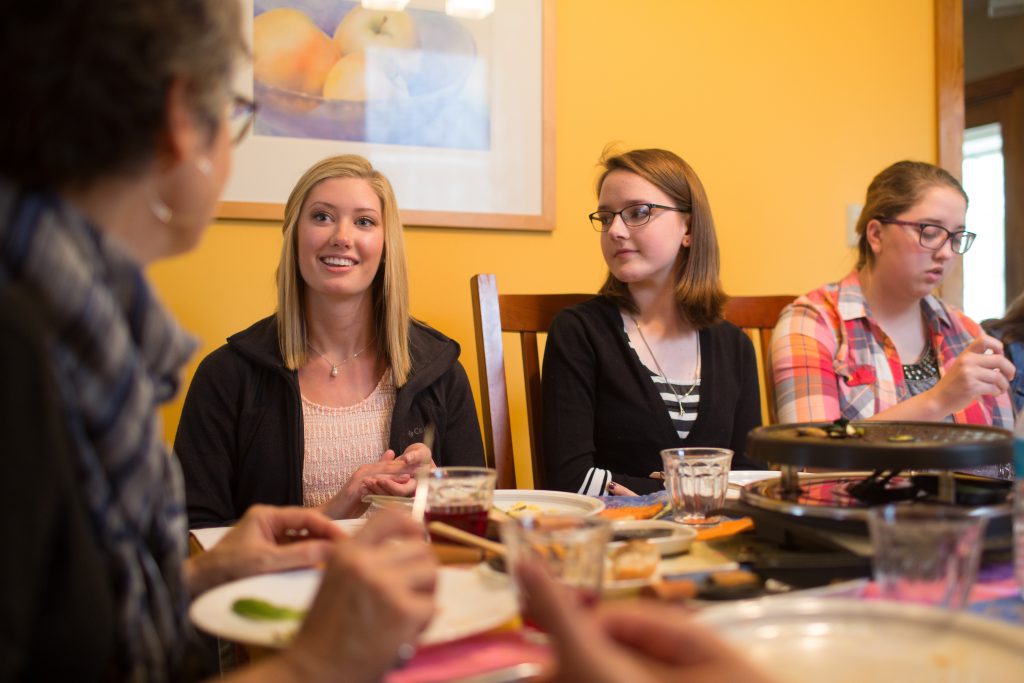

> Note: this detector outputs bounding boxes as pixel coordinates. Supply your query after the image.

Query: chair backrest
[471,273,794,488]
[721,295,796,425]
[471,274,590,489]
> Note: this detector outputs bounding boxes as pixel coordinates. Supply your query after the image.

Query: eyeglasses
[877,218,976,255]
[588,203,688,232]
[228,94,257,146]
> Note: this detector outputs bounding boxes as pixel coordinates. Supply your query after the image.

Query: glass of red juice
[421,466,496,541]
[500,514,610,625]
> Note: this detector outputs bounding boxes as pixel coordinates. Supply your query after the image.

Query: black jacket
[175,315,484,528]
[542,297,762,495]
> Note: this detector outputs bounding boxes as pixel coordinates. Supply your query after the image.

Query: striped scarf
[0,183,197,681]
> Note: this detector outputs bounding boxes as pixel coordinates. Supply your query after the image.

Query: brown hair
[855,160,968,270]
[277,155,412,385]
[596,148,726,328]
[983,291,1024,346]
[0,0,244,189]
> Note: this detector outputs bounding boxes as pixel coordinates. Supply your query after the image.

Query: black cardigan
[542,297,762,495]
[174,315,485,528]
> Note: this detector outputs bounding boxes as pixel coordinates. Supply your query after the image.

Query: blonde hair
[855,160,968,270]
[276,155,411,384]
[596,147,726,328]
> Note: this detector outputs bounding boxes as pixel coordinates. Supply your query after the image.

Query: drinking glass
[661,447,733,525]
[867,504,988,609]
[420,466,496,539]
[500,515,610,608]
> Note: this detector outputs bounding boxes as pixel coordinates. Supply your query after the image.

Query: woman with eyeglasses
[175,154,485,528]
[771,161,1014,467]
[0,2,438,681]
[542,148,762,497]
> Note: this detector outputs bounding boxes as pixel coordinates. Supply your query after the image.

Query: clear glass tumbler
[661,447,733,525]
[867,504,988,609]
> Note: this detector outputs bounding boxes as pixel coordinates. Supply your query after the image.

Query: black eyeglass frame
[229,94,257,146]
[876,217,976,255]
[588,203,689,232]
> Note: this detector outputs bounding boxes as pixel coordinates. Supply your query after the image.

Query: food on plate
[609,540,659,581]
[641,579,699,601]
[231,597,305,622]
[610,526,674,543]
[504,502,544,518]
[599,502,665,521]
[797,418,865,439]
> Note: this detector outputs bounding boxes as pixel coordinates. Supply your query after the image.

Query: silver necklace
[307,338,375,378]
[631,318,700,415]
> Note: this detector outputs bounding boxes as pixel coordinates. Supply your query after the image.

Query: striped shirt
[575,328,701,496]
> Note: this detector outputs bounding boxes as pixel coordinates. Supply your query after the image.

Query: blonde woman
[176,155,484,527]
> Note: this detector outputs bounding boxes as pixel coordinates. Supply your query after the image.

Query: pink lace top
[301,370,395,507]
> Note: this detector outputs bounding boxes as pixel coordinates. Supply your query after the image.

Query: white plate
[726,470,780,500]
[608,520,697,556]
[190,565,516,648]
[492,489,605,517]
[697,597,1024,682]
[189,518,366,552]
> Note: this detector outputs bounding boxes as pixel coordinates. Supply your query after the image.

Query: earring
[195,156,212,177]
[150,197,172,223]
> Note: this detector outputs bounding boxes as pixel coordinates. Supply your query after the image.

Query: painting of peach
[220,0,549,230]
[252,0,489,149]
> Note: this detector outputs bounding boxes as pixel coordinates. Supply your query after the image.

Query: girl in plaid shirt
[771,161,1014,452]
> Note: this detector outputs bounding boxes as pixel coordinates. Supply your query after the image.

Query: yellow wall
[150,0,937,486]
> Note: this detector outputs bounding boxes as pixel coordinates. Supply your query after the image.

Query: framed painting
[219,0,555,231]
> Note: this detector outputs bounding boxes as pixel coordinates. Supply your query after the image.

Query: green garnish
[887,434,916,442]
[231,598,306,622]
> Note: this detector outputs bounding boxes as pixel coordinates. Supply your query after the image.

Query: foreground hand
[931,334,1015,415]
[517,561,776,683]
[283,512,437,683]
[186,505,344,597]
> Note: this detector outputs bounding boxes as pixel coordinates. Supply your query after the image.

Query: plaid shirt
[771,270,1013,429]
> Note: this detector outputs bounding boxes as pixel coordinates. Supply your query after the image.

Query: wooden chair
[471,274,591,489]
[720,295,797,425]
[471,273,795,488]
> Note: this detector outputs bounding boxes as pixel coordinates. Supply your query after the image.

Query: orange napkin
[598,503,666,521]
[694,517,754,541]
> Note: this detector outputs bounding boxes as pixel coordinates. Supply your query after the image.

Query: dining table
[188,488,1024,683]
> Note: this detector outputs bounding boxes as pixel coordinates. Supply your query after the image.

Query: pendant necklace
[307,337,375,378]
[632,317,700,415]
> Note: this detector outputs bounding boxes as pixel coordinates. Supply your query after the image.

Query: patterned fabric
[301,370,395,507]
[0,183,197,682]
[622,324,701,439]
[771,270,1013,430]
[901,345,942,401]
[648,373,699,439]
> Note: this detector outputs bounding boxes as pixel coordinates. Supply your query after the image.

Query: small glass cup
[661,447,733,525]
[420,466,496,540]
[500,515,610,609]
[867,504,988,609]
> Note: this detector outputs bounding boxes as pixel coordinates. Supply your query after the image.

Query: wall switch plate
[846,203,863,247]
